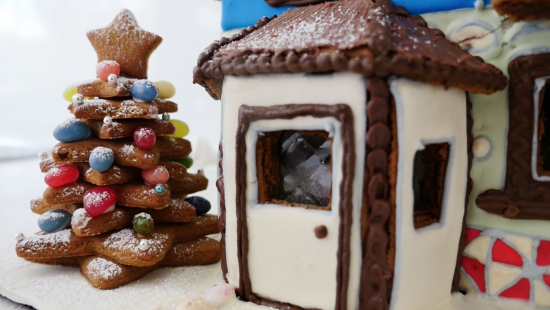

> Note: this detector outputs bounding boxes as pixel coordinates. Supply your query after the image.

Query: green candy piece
[133,213,154,236]
[173,157,193,169]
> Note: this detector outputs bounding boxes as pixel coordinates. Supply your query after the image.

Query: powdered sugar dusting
[134,212,153,221]
[102,229,169,254]
[17,229,72,253]
[86,257,122,280]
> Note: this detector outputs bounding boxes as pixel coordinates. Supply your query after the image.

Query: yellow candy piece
[63,85,78,102]
[166,120,189,138]
[154,81,176,99]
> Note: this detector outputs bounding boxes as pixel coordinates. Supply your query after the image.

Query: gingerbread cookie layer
[82,118,175,139]
[27,237,221,289]
[52,137,191,169]
[69,98,177,120]
[16,215,218,267]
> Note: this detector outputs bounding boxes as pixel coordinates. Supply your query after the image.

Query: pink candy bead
[96,60,121,82]
[134,126,156,149]
[141,166,170,186]
[44,165,79,187]
[83,187,117,217]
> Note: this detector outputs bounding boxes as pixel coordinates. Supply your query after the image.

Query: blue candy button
[184,196,211,216]
[53,119,91,143]
[130,80,158,103]
[38,209,72,233]
[89,146,115,172]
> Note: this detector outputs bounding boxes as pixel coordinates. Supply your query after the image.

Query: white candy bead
[177,296,209,310]
[473,136,491,159]
[103,116,113,126]
[39,151,48,160]
[72,94,84,105]
[138,239,150,251]
[474,0,485,10]
[107,74,118,84]
[73,208,88,222]
[203,282,237,308]
[15,233,25,242]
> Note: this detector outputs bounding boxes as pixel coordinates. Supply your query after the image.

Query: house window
[412,143,450,229]
[538,82,550,174]
[256,130,332,210]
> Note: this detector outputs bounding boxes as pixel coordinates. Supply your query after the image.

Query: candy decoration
[44,165,80,187]
[15,233,25,242]
[107,74,118,84]
[133,126,156,149]
[141,166,169,186]
[103,116,113,126]
[96,60,121,82]
[162,112,170,121]
[38,209,72,233]
[63,85,78,102]
[138,239,150,251]
[203,282,237,308]
[173,157,193,169]
[83,187,117,217]
[155,184,164,194]
[89,147,115,172]
[184,196,211,216]
[72,93,84,105]
[39,151,48,160]
[53,119,91,142]
[133,213,154,236]
[154,81,176,99]
[73,208,88,222]
[130,80,158,102]
[492,240,523,267]
[499,278,530,300]
[165,120,189,139]
[462,255,486,293]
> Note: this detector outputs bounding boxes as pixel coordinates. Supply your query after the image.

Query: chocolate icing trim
[193,0,507,100]
[493,0,550,22]
[476,53,550,220]
[264,0,327,7]
[235,104,355,310]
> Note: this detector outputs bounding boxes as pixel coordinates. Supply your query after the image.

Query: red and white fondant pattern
[462,227,550,307]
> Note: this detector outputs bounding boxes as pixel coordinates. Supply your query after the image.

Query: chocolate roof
[193,0,507,100]
[493,0,550,22]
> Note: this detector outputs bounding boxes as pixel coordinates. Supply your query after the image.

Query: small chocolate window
[538,82,550,175]
[256,130,332,210]
[412,143,450,229]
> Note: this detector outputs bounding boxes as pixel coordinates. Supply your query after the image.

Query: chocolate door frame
[477,53,550,219]
[235,103,355,310]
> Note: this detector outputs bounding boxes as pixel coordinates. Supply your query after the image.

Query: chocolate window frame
[235,103,355,310]
[477,53,550,220]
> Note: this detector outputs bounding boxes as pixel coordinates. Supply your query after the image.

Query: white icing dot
[134,212,153,221]
[73,208,88,221]
[72,94,83,104]
[474,0,485,10]
[138,239,150,251]
[108,74,118,84]
[39,151,48,160]
[15,233,25,243]
[103,116,113,126]
[473,136,491,159]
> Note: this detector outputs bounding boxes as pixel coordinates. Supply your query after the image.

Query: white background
[0,1,222,308]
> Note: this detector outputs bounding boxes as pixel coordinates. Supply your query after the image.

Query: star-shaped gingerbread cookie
[87,9,162,79]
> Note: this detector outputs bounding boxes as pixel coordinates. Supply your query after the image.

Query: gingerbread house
[420,0,550,306]
[194,0,507,309]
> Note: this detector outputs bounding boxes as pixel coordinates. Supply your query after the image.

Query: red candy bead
[44,165,79,187]
[142,166,170,186]
[134,126,156,149]
[96,60,121,82]
[83,187,117,217]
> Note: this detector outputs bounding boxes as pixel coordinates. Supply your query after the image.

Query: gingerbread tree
[14,9,221,289]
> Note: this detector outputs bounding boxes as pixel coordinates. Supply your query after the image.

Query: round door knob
[314,225,328,239]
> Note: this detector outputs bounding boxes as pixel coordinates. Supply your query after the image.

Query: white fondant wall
[389,78,468,310]
[221,72,366,309]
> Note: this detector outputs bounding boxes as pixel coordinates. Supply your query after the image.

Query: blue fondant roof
[221,0,492,31]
